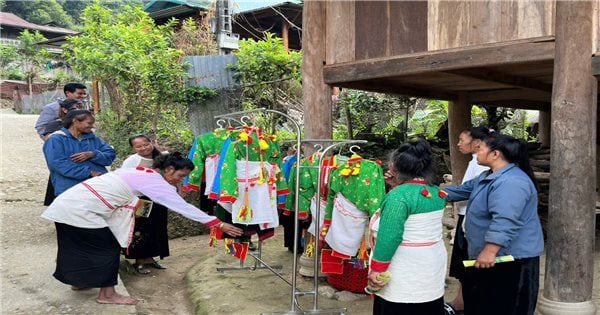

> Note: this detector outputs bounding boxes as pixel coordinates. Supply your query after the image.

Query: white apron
[231,160,279,226]
[372,210,447,303]
[307,195,327,236]
[203,154,219,196]
[42,173,138,248]
[324,193,369,257]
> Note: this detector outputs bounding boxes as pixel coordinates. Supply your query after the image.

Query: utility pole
[215,0,239,54]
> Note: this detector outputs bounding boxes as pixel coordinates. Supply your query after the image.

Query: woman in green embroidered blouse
[368,139,447,315]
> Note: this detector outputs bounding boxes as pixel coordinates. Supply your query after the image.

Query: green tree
[231,33,302,133]
[64,2,189,156]
[0,44,21,79]
[335,90,415,142]
[3,0,74,28]
[15,30,49,95]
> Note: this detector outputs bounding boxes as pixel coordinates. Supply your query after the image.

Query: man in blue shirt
[34,83,87,140]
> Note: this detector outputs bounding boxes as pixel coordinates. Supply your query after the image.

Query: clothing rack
[214,109,365,315]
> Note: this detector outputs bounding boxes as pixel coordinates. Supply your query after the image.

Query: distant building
[144,0,302,51]
[0,12,77,50]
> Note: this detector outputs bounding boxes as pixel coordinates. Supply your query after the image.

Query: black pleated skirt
[53,222,121,288]
[125,201,170,259]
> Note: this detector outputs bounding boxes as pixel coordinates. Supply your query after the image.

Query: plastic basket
[326,261,368,294]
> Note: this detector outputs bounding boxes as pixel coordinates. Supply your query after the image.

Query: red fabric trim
[370,259,391,272]
[282,210,292,216]
[404,179,428,185]
[82,183,115,210]
[205,218,221,228]
[331,250,352,260]
[277,188,290,196]
[182,184,200,192]
[207,192,219,200]
[323,218,332,225]
[258,229,275,241]
[298,212,309,220]
[219,195,237,204]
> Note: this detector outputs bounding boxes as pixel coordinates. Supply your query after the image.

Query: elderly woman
[42,99,84,206]
[42,152,243,305]
[43,109,116,196]
[121,134,169,274]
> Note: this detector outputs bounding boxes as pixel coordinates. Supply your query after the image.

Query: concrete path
[0,109,135,314]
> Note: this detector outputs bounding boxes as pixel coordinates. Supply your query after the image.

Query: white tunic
[42,168,220,247]
[121,153,153,168]
[372,210,447,303]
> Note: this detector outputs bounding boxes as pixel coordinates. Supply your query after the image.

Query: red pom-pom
[375,159,383,166]
[146,169,154,173]
[135,166,144,171]
[420,188,432,198]
[438,190,448,198]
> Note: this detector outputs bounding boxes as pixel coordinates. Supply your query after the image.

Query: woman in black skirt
[120,134,168,274]
[42,153,243,305]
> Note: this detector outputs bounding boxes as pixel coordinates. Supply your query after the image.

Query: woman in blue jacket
[444,133,543,315]
[43,110,116,196]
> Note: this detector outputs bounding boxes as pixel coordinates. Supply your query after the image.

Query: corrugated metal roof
[144,0,212,13]
[144,0,302,14]
[232,0,302,13]
[0,12,77,35]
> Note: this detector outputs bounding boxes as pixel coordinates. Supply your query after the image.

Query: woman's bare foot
[96,293,137,305]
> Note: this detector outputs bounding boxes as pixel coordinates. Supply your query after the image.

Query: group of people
[35,84,543,312]
[35,83,242,305]
[367,128,544,315]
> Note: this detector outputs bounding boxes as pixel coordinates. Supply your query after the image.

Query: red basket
[326,261,368,294]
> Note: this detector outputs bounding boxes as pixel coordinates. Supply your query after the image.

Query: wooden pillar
[281,19,289,52]
[538,2,597,314]
[447,93,472,184]
[538,109,551,148]
[302,1,331,140]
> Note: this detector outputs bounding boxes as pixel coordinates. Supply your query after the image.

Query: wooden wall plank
[325,1,355,64]
[429,0,554,50]
[355,1,388,60]
[324,38,555,84]
[389,1,428,55]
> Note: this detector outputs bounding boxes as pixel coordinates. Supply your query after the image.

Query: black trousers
[373,295,444,315]
[463,256,540,315]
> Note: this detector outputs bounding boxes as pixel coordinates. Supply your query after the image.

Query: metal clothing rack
[213,108,366,315]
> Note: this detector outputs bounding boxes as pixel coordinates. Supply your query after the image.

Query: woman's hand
[384,170,400,188]
[474,243,501,268]
[367,270,387,288]
[71,151,95,162]
[222,223,243,237]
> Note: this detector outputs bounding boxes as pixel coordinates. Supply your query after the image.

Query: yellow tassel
[259,139,269,150]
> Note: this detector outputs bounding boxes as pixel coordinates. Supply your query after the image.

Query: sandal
[134,263,151,274]
[146,261,167,269]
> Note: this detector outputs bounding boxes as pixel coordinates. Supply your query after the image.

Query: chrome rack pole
[214,108,303,313]
[310,140,366,313]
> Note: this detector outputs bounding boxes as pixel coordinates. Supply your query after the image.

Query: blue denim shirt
[444,163,544,259]
[43,128,116,195]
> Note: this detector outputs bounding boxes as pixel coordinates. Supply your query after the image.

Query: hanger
[349,145,362,159]
[216,119,226,129]
[314,144,323,153]
[240,115,251,126]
